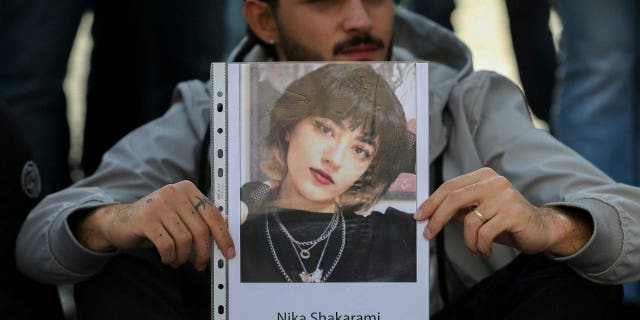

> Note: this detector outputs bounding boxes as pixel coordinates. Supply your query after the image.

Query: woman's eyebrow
[329,118,377,148]
[317,117,340,128]
[357,135,377,149]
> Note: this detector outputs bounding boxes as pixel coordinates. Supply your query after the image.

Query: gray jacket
[16,7,639,287]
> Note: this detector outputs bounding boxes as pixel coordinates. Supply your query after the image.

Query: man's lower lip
[339,48,379,60]
[310,169,333,185]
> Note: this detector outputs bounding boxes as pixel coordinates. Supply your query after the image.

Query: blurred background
[6,0,640,318]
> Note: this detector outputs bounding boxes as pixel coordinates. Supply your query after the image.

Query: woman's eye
[315,121,333,137]
[353,146,371,159]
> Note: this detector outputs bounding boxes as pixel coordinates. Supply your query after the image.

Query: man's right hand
[73,180,235,271]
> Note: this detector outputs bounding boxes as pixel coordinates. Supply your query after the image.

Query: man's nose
[342,0,373,34]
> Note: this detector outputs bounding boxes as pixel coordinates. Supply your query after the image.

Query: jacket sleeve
[450,71,640,284]
[15,80,211,284]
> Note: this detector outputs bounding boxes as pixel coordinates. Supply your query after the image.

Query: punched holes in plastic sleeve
[216,257,225,316]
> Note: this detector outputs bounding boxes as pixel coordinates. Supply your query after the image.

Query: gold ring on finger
[473,208,486,224]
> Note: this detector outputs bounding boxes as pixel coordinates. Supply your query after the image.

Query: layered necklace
[265,207,346,283]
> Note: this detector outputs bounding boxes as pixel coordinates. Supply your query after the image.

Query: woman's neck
[275,177,336,213]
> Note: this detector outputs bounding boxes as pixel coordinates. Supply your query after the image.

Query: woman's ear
[244,0,279,45]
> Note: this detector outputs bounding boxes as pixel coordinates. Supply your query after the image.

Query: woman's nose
[323,140,348,170]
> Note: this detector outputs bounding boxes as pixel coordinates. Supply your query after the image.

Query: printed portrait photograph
[238,63,418,283]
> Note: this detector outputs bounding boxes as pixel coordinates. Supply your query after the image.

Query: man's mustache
[333,34,385,55]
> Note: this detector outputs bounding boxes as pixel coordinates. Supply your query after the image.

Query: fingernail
[423,228,432,239]
[414,209,423,220]
[227,247,236,259]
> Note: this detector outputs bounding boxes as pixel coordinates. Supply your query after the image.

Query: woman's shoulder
[366,207,416,230]
[369,206,413,217]
[364,207,416,257]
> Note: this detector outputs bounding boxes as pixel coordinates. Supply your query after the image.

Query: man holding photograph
[17,0,639,318]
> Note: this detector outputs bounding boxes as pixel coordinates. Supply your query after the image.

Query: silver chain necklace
[265,209,346,283]
[273,210,339,259]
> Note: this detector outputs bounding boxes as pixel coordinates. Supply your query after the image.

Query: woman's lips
[310,168,334,185]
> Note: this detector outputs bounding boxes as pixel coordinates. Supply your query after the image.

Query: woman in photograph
[240,64,417,283]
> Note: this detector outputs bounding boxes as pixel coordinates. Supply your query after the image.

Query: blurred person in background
[0,0,86,195]
[552,0,640,314]
[0,0,236,196]
[0,99,64,320]
[81,0,233,177]
[404,0,556,123]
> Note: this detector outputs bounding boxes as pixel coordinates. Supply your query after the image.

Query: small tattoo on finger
[194,195,213,211]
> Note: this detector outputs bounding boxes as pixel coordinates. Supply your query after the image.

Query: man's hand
[73,180,235,271]
[414,168,593,257]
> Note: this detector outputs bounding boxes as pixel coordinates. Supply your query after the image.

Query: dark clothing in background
[0,101,64,319]
[74,249,210,320]
[408,0,455,31]
[0,0,87,195]
[0,0,229,195]
[433,254,622,320]
[408,0,556,122]
[505,0,556,123]
[82,0,229,176]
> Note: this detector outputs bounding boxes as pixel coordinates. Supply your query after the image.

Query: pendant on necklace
[299,248,311,259]
[300,269,323,283]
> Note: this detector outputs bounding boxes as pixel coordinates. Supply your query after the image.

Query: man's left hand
[414,167,593,257]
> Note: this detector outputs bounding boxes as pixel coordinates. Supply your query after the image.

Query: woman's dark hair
[262,64,409,213]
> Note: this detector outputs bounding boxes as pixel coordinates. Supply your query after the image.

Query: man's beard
[276,19,325,61]
[275,19,391,61]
